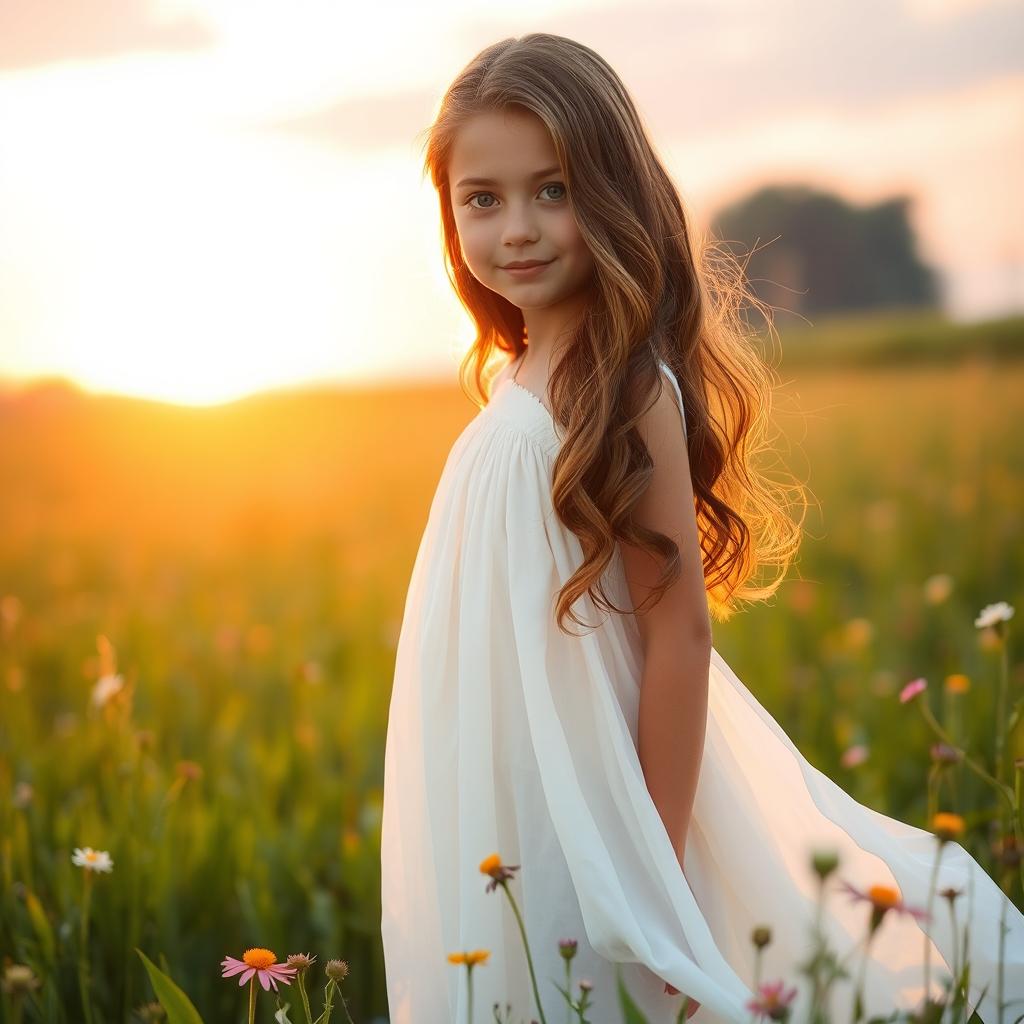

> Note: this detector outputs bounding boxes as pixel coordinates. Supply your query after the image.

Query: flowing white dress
[380,353,1023,1024]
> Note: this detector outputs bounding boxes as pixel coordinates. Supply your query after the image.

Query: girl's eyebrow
[454,165,562,189]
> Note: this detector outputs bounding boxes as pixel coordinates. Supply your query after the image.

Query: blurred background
[0,1,1021,1021]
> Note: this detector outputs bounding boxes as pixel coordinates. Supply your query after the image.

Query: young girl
[380,33,1022,1024]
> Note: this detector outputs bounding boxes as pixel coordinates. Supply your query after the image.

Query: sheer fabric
[380,355,1023,1024]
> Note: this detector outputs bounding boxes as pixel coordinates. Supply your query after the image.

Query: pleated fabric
[381,355,1023,1024]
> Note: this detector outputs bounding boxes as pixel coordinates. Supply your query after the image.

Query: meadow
[0,313,1022,1022]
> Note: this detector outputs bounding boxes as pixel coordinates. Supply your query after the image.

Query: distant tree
[711,185,941,316]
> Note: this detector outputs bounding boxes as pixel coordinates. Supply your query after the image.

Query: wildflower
[447,950,490,967]
[324,959,350,981]
[811,849,839,881]
[745,979,798,1020]
[938,886,963,904]
[72,847,113,873]
[1,963,42,996]
[286,952,317,973]
[175,760,203,782]
[944,674,970,694]
[929,743,962,766]
[899,678,927,704]
[90,672,125,710]
[931,812,965,843]
[558,938,578,962]
[479,852,520,893]
[752,925,772,949]
[843,618,873,651]
[923,574,953,605]
[974,601,1014,630]
[838,880,929,934]
[220,949,298,992]
[13,781,34,809]
[578,978,593,992]
[991,835,1021,868]
[840,744,869,768]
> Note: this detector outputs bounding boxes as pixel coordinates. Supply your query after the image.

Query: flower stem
[248,975,256,1024]
[298,973,314,1024]
[501,881,549,1024]
[916,701,1013,807]
[849,930,877,1024]
[337,988,357,1024]
[995,633,1009,811]
[77,873,95,1024]
[564,960,571,1024]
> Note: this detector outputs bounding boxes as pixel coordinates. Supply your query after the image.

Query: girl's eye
[465,183,566,210]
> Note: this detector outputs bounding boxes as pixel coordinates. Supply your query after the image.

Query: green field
[0,313,1022,1022]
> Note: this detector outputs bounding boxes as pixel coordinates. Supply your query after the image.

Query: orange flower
[838,879,929,934]
[479,852,520,893]
[931,812,965,843]
[944,674,970,694]
[866,885,900,910]
[478,853,502,875]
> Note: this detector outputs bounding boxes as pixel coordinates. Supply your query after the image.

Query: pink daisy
[899,677,927,704]
[746,979,798,1019]
[220,948,298,992]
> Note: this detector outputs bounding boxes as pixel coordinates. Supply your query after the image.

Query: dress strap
[657,360,687,437]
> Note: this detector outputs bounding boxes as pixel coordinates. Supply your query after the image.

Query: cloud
[258,0,1022,150]
[0,0,217,70]
[446,0,1024,133]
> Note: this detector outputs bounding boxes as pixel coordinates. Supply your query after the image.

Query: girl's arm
[619,380,712,874]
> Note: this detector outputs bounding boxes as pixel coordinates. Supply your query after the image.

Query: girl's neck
[518,293,590,383]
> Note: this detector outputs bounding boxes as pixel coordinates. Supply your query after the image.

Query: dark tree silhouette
[712,185,941,317]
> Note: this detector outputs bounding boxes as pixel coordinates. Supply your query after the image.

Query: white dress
[380,353,1023,1024]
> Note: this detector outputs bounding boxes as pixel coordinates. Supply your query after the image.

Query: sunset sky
[0,0,1021,405]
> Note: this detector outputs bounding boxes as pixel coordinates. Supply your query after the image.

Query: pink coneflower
[899,678,927,704]
[746,979,798,1020]
[837,880,929,934]
[221,948,297,992]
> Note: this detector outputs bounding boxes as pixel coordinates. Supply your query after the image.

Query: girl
[380,32,1023,1024]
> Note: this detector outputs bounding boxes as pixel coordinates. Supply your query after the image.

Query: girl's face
[448,107,595,313]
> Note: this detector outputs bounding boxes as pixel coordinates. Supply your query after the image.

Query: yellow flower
[944,674,970,694]
[448,950,490,967]
[932,812,965,842]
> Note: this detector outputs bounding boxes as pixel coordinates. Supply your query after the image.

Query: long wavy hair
[418,32,807,635]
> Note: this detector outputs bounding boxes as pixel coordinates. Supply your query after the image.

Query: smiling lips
[502,258,553,268]
[501,258,555,277]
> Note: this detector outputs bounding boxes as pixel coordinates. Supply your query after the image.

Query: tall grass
[0,339,1020,1021]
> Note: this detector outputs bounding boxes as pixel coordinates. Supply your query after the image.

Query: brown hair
[418,32,807,634]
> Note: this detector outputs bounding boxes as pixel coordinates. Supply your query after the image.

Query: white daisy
[975,601,1015,629]
[71,847,114,873]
